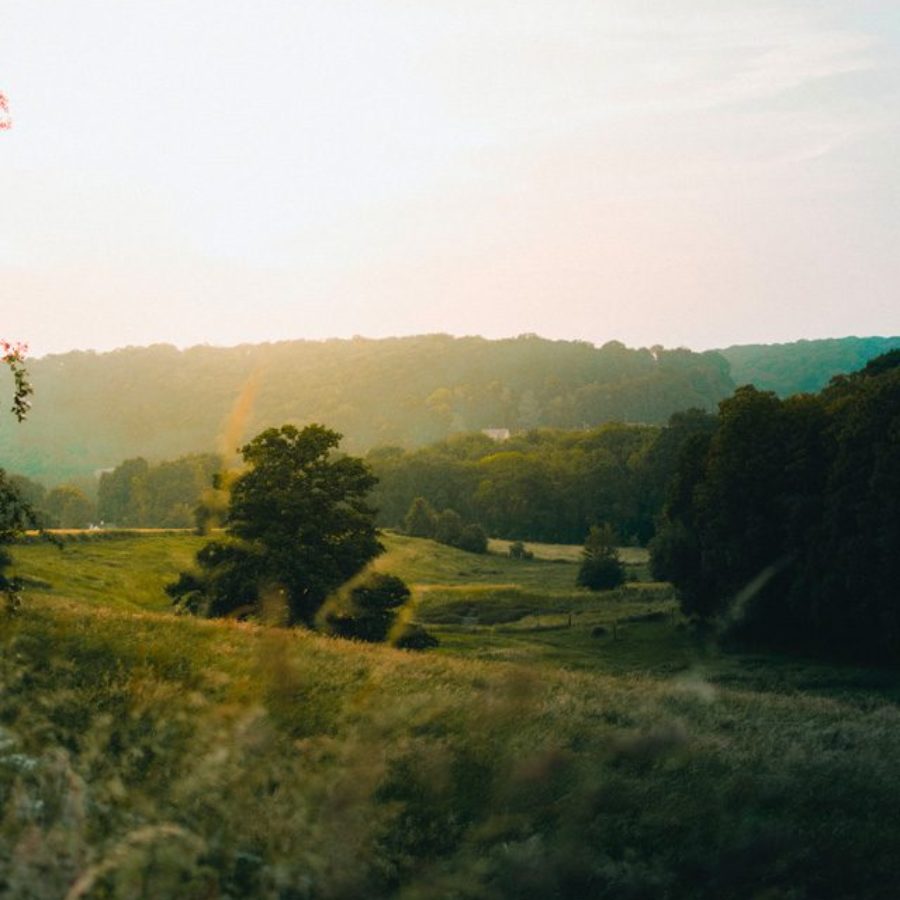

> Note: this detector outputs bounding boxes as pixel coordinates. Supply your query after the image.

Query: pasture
[1,531,899,898]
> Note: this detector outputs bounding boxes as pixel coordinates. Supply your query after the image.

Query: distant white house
[482,428,510,442]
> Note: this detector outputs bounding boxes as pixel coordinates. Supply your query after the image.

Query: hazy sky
[2,1,898,357]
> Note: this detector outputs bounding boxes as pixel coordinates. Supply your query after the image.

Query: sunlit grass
[2,532,900,897]
[10,532,208,612]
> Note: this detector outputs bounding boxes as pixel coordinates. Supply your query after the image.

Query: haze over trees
[720,335,900,396]
[97,454,221,527]
[5,334,894,491]
[0,335,735,483]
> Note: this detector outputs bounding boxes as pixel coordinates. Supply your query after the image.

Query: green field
[2,532,899,898]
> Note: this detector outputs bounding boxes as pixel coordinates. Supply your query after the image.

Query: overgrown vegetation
[97,453,222,527]
[372,412,716,545]
[3,531,900,898]
[3,336,900,896]
[0,335,735,483]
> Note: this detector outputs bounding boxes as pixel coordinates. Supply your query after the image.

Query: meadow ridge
[2,531,899,898]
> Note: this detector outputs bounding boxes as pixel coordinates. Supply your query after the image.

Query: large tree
[169,424,382,626]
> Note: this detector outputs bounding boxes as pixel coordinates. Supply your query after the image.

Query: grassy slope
[2,533,900,899]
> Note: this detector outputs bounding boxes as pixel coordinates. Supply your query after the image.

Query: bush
[328,573,411,643]
[577,524,625,591]
[394,623,440,650]
[508,541,534,560]
[456,524,488,554]
[577,555,625,590]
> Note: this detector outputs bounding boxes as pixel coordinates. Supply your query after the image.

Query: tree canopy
[0,335,735,483]
[651,352,900,660]
[371,417,715,545]
[168,424,382,626]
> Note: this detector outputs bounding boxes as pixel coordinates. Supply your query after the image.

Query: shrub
[328,573,411,643]
[577,524,625,591]
[456,524,488,555]
[394,623,440,650]
[508,541,534,560]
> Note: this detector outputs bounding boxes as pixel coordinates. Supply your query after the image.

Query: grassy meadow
[1,532,899,898]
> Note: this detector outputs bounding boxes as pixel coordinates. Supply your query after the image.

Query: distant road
[22,527,199,537]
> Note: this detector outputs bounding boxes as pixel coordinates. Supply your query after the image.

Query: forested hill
[720,335,900,396]
[1,335,732,482]
[5,333,896,485]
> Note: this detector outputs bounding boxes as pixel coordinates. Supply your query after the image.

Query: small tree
[577,523,625,591]
[434,508,464,546]
[456,523,488,554]
[0,471,40,612]
[508,540,534,560]
[404,496,437,538]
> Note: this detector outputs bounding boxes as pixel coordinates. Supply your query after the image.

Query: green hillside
[3,532,900,898]
[1,335,733,483]
[720,335,900,395]
[5,333,899,488]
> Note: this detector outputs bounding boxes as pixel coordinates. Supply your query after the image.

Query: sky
[2,0,899,358]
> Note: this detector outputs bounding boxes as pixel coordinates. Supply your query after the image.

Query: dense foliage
[0,470,40,608]
[3,474,96,529]
[652,352,900,660]
[97,453,222,527]
[402,497,488,553]
[720,335,900,396]
[576,524,626,590]
[0,335,734,483]
[168,425,382,626]
[0,340,34,605]
[326,572,412,642]
[372,413,717,545]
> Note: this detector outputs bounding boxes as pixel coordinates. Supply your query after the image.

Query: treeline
[720,335,900,396]
[651,350,900,661]
[15,414,717,545]
[369,412,717,545]
[7,476,95,529]
[7,453,222,529]
[1,335,734,483]
[96,454,221,527]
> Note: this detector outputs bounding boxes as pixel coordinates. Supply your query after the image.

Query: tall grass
[2,534,899,898]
